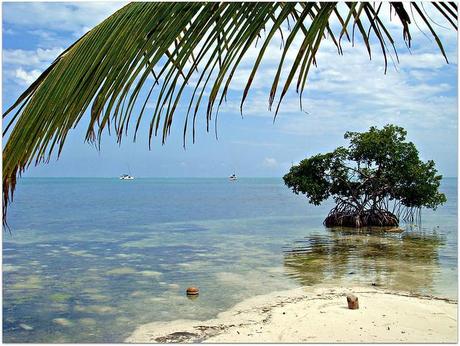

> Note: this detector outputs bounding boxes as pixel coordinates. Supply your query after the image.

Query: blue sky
[3,2,458,177]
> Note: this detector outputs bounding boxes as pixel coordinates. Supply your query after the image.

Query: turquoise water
[3,177,457,342]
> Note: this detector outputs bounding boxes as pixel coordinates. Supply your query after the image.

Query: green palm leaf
[2,2,457,224]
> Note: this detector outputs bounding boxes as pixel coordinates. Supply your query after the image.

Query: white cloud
[183,9,456,135]
[397,52,454,70]
[211,30,456,143]
[263,157,278,168]
[4,47,64,86]
[4,48,63,67]
[3,2,126,35]
[14,68,41,86]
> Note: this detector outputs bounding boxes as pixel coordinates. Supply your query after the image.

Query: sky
[2,2,458,178]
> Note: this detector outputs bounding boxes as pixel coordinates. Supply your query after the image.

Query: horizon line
[21,176,285,179]
[21,176,459,179]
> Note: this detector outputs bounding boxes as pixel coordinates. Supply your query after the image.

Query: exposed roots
[324,203,399,228]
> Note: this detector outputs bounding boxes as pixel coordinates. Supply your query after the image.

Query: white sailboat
[119,174,134,180]
[120,165,135,180]
[229,173,237,181]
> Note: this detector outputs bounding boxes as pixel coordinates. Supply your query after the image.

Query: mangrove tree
[283,125,446,228]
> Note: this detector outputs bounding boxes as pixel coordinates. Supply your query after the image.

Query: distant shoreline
[126,285,457,343]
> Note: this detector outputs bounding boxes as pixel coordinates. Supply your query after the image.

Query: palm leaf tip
[2,2,457,227]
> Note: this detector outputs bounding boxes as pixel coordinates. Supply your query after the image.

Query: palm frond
[2,2,457,224]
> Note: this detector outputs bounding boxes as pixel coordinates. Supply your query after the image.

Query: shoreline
[126,285,457,343]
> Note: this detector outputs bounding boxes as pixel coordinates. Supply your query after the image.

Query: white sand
[126,286,457,343]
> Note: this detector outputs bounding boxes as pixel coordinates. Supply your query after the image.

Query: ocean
[3,177,458,342]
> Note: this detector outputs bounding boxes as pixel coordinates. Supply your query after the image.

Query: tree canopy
[2,2,457,223]
[283,125,446,227]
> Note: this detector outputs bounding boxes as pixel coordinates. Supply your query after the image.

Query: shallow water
[3,177,457,342]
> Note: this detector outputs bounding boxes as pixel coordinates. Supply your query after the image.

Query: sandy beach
[126,285,457,343]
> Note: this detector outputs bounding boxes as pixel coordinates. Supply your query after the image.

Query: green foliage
[283,125,446,223]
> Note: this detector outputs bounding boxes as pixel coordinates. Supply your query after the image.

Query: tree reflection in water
[283,227,444,295]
